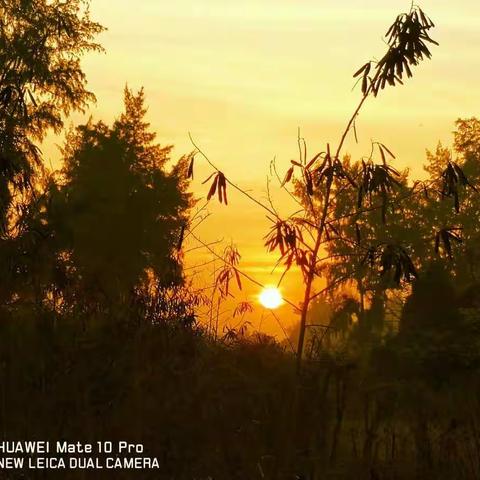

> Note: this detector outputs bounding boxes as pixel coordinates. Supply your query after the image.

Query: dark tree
[0,0,103,234]
[51,87,191,305]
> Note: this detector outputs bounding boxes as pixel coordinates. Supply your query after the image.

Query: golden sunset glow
[4,1,480,472]
[42,0,480,336]
[259,287,283,310]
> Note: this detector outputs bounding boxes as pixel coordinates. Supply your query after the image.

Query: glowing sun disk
[259,287,283,309]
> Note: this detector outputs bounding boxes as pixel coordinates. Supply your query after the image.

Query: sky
[46,0,480,338]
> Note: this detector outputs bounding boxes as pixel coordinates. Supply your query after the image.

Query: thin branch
[334,92,370,161]
[183,239,223,254]
[270,309,295,353]
[189,133,279,218]
[187,228,300,312]
[271,156,305,211]
[308,274,353,303]
[184,259,218,271]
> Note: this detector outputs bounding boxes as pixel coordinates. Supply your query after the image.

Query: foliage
[55,88,192,304]
[190,4,479,375]
[0,0,104,234]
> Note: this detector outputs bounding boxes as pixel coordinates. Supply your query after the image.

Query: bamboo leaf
[187,156,194,179]
[281,167,294,186]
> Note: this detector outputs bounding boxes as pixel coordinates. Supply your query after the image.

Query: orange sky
[44,0,480,339]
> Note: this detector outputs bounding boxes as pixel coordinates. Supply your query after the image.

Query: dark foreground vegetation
[1,0,480,479]
[2,298,480,480]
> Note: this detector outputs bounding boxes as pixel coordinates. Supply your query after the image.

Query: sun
[259,287,283,309]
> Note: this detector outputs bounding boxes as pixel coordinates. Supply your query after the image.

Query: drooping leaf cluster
[354,6,438,96]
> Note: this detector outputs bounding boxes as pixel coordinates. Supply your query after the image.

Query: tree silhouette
[0,0,103,235]
[193,5,446,370]
[271,5,441,369]
[318,118,480,344]
[50,87,192,306]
